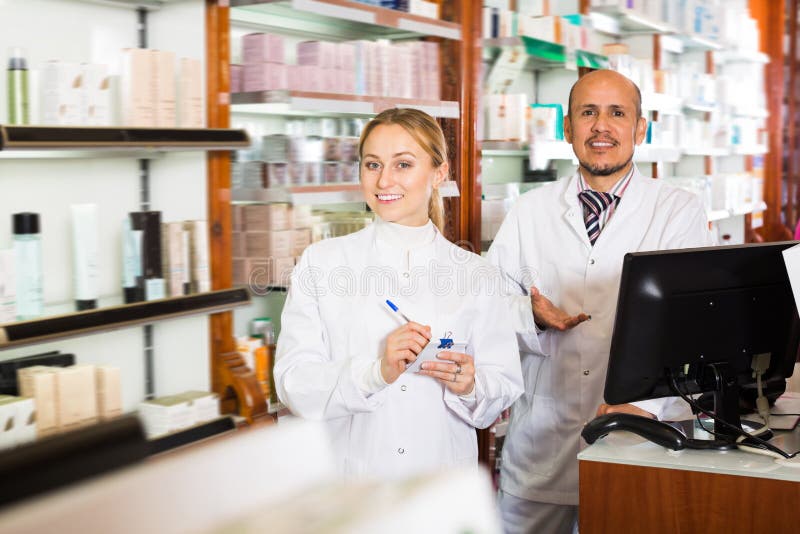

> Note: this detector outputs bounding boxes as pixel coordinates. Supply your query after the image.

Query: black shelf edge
[0,126,250,151]
[147,416,236,456]
[0,288,251,350]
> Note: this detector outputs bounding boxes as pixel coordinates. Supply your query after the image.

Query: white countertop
[578,431,800,483]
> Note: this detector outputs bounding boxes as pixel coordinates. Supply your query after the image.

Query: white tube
[70,204,98,310]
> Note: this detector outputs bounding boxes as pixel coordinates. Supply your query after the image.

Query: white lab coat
[486,168,715,505]
[275,218,524,480]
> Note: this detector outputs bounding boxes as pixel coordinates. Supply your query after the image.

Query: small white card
[405,341,469,374]
[783,243,800,316]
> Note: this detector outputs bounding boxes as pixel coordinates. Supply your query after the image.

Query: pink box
[243,63,288,92]
[288,65,322,92]
[270,257,296,287]
[321,68,339,93]
[231,64,243,93]
[336,42,356,71]
[242,33,285,64]
[338,69,356,95]
[296,41,337,68]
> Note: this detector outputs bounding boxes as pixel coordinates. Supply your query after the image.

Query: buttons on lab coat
[400,385,407,391]
[583,369,590,376]
[589,259,596,265]
[403,272,410,278]
[398,448,405,454]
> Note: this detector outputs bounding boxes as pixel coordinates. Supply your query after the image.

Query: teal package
[530,103,564,141]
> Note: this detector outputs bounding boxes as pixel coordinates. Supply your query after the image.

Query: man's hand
[530,286,589,331]
[596,403,656,419]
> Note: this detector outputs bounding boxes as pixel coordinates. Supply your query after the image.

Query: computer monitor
[604,241,800,439]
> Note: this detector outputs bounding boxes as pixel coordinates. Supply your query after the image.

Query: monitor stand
[670,362,773,450]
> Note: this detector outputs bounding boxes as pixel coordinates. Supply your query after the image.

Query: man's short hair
[566,71,642,120]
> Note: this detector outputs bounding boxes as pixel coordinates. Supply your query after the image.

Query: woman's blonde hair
[358,108,448,232]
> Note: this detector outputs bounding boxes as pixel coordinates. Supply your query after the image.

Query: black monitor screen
[605,242,799,417]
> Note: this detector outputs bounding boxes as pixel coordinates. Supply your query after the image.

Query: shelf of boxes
[683,147,731,157]
[707,201,768,223]
[232,184,364,205]
[230,0,460,41]
[483,37,608,70]
[231,91,460,119]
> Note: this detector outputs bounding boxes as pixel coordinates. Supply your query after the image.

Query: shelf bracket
[217,351,269,424]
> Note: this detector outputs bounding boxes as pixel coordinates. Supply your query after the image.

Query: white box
[96,366,122,421]
[81,63,113,126]
[184,220,210,294]
[41,60,82,126]
[0,396,36,447]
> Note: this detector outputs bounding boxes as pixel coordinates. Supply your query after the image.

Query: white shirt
[275,217,524,480]
[487,167,715,505]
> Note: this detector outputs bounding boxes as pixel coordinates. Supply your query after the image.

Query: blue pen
[385,300,412,323]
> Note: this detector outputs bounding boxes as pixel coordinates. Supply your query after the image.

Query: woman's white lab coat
[275,218,524,480]
[486,168,715,505]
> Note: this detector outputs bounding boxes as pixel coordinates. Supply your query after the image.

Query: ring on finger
[456,364,462,375]
[452,372,457,382]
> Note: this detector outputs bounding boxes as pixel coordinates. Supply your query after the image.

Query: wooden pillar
[750,0,788,240]
[206,0,267,422]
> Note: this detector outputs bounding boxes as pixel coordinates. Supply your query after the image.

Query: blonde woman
[275,108,522,479]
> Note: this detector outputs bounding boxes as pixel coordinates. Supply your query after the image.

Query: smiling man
[487,70,715,533]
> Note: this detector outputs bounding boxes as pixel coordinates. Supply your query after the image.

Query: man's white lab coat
[275,219,524,480]
[486,168,715,505]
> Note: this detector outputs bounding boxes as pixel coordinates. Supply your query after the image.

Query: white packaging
[41,60,82,125]
[184,220,210,293]
[161,221,188,297]
[0,249,15,323]
[178,57,203,128]
[154,50,176,127]
[70,204,99,310]
[81,63,112,126]
[408,0,439,19]
[121,48,155,127]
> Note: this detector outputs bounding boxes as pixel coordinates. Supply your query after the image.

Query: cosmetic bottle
[7,47,29,125]
[13,212,43,320]
[71,204,99,310]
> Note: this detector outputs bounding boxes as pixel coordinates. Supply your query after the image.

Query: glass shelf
[483,37,608,70]
[0,288,251,350]
[231,90,460,119]
[0,126,250,152]
[230,0,460,41]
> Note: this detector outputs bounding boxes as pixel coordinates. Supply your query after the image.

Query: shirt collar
[576,165,636,198]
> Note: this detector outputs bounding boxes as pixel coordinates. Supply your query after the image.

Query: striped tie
[578,190,617,246]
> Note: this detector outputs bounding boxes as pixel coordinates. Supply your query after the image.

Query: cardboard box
[81,63,113,126]
[245,230,293,259]
[291,228,312,257]
[121,49,155,127]
[270,256,296,287]
[184,220,211,294]
[242,33,285,64]
[243,204,290,231]
[233,258,270,288]
[154,50,176,127]
[178,57,203,128]
[296,41,337,68]
[95,366,122,421]
[243,63,288,92]
[162,222,189,297]
[54,364,98,432]
[18,366,58,437]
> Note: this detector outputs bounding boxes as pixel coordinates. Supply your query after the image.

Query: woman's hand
[419,351,475,396]
[381,322,431,384]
